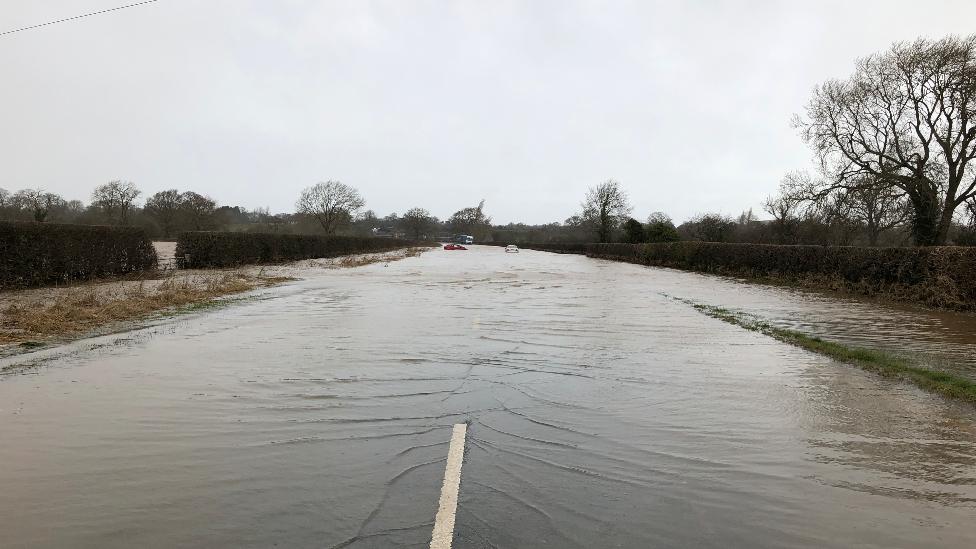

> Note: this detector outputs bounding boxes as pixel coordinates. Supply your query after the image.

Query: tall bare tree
[581,180,632,243]
[449,200,492,240]
[296,181,365,234]
[144,189,182,237]
[91,180,141,225]
[797,35,976,245]
[11,188,65,222]
[681,213,736,242]
[763,195,801,244]
[401,207,435,239]
[838,181,911,246]
[780,170,910,246]
[180,191,218,230]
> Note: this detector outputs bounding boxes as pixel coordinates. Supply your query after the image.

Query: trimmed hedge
[0,221,158,289]
[515,241,976,310]
[176,231,421,268]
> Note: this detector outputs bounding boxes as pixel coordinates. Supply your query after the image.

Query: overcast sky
[3,1,975,224]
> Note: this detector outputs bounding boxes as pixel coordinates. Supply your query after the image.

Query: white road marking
[430,423,467,549]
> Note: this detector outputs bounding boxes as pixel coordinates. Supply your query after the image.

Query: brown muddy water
[1,246,975,548]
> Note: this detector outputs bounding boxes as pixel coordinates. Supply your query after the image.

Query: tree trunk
[867,228,879,247]
[599,211,610,243]
[935,202,957,246]
[908,189,941,246]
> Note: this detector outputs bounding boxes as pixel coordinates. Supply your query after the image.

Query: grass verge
[672,297,976,404]
[0,272,292,346]
[332,246,429,268]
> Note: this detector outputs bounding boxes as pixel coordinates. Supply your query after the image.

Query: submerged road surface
[1,246,975,548]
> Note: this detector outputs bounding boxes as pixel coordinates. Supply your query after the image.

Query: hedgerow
[176,231,421,268]
[0,221,157,289]
[516,241,976,310]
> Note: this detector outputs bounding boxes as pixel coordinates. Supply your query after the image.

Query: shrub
[0,221,157,289]
[176,231,420,268]
[645,221,679,243]
[622,218,645,243]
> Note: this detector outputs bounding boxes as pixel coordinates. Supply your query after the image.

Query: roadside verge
[672,295,976,405]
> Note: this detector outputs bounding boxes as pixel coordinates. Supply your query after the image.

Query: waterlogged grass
[0,273,292,346]
[156,294,258,317]
[674,297,976,405]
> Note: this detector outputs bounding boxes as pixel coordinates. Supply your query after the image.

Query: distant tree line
[491,174,974,246]
[6,173,970,246]
[0,180,496,243]
[0,181,231,239]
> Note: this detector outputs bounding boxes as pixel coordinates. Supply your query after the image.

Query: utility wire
[1,0,160,37]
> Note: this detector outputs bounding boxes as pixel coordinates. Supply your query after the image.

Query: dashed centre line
[429,423,467,549]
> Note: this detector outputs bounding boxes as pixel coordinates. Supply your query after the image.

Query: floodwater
[640,259,976,378]
[1,246,975,548]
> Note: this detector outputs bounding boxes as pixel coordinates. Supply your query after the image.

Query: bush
[0,221,157,289]
[516,241,976,310]
[645,220,680,243]
[176,231,420,268]
[622,218,645,243]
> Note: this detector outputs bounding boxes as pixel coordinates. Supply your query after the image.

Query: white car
[505,244,519,253]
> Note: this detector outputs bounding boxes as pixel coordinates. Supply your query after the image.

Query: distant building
[372,227,404,239]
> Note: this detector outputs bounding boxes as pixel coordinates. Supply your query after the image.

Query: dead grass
[0,272,290,345]
[332,247,426,268]
[335,255,388,268]
[0,247,428,351]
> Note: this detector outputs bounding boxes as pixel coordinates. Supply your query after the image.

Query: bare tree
[449,200,492,240]
[0,187,9,209]
[57,200,86,224]
[296,181,365,234]
[581,180,632,243]
[737,208,757,225]
[144,189,183,237]
[797,35,976,245]
[763,173,807,243]
[401,207,435,239]
[763,194,802,244]
[680,213,737,242]
[809,193,860,246]
[838,181,911,246]
[91,180,141,225]
[180,191,218,230]
[11,188,65,222]
[781,170,910,246]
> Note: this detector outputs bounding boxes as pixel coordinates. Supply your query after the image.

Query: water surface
[1,247,974,548]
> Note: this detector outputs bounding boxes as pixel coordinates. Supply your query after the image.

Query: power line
[0,0,160,37]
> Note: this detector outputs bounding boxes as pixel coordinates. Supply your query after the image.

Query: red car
[443,243,467,250]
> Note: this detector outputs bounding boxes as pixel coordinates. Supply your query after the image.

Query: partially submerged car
[505,245,519,253]
[443,243,467,250]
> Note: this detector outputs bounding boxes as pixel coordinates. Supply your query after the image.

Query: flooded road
[641,262,976,378]
[1,246,975,548]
